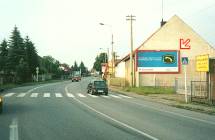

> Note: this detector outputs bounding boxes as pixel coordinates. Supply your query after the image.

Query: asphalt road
[0,77,215,140]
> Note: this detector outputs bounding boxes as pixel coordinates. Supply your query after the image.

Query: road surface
[0,77,215,140]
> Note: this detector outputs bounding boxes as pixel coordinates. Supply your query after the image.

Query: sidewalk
[110,86,215,115]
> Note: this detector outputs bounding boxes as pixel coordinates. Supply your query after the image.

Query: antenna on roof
[162,0,164,20]
[160,0,166,27]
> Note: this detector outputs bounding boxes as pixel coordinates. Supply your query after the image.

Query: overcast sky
[0,0,215,69]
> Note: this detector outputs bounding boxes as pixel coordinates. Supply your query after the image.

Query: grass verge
[122,86,175,95]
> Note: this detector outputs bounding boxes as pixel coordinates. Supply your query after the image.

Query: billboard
[196,54,209,72]
[137,50,179,73]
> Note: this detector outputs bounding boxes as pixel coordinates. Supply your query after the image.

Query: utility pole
[111,33,114,77]
[126,15,136,87]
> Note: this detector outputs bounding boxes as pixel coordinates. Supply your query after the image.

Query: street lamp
[99,23,115,77]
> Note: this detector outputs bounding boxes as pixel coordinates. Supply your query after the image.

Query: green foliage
[0,39,8,72]
[7,26,26,71]
[24,36,39,76]
[15,58,30,83]
[73,61,79,71]
[93,53,107,72]
[39,55,62,78]
[1,26,88,84]
[79,61,86,74]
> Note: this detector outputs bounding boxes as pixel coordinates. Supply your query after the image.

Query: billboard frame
[136,50,181,74]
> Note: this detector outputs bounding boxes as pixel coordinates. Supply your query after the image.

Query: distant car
[0,96,3,114]
[87,80,108,95]
[71,76,81,82]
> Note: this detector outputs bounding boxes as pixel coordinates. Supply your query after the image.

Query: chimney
[160,18,166,27]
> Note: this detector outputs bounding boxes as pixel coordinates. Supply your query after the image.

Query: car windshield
[94,81,106,87]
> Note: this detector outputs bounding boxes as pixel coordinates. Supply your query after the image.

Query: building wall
[124,58,135,86]
[115,61,125,78]
[135,15,215,89]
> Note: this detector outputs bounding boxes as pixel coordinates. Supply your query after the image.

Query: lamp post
[99,23,114,77]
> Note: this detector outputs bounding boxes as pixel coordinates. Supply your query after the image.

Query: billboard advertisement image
[137,50,179,73]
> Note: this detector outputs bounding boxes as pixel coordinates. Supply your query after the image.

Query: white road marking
[88,94,98,98]
[67,93,75,98]
[101,95,110,98]
[118,94,133,99]
[17,93,26,97]
[109,94,121,99]
[44,93,50,98]
[9,118,19,140]
[65,85,158,140]
[77,93,86,98]
[4,93,16,97]
[55,93,63,98]
[30,93,39,97]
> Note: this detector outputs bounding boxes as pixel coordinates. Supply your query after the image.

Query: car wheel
[105,92,108,96]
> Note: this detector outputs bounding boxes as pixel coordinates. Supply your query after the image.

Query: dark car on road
[87,80,108,95]
[0,96,3,114]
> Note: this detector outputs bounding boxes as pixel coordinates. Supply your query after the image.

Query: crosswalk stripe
[30,93,39,97]
[101,95,110,98]
[109,94,121,99]
[44,93,50,97]
[77,93,86,98]
[55,93,63,97]
[88,94,98,98]
[17,93,27,97]
[118,94,132,99]
[3,92,132,99]
[4,93,16,97]
[67,93,75,98]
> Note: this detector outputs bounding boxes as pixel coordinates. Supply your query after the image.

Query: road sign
[182,57,188,65]
[196,54,209,72]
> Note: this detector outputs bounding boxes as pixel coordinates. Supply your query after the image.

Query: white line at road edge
[9,118,19,140]
[65,85,158,140]
[119,98,215,126]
